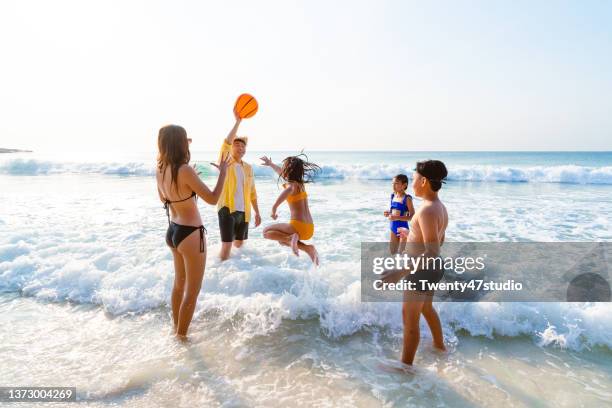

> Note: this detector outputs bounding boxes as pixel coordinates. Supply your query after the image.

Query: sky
[0,0,611,152]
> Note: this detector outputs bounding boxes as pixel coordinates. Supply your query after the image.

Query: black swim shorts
[218,206,249,242]
[402,259,445,292]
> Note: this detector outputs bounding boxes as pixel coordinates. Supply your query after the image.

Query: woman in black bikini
[156,124,230,339]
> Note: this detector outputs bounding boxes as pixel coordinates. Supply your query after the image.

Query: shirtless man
[382,160,449,366]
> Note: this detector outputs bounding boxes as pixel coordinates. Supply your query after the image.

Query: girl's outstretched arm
[260,156,283,176]
[270,185,293,219]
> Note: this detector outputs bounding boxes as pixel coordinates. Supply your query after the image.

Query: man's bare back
[405,199,448,255]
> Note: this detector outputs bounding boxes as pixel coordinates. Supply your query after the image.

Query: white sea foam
[2,151,611,407]
[1,159,611,353]
[313,163,612,184]
[0,158,156,176]
[449,164,612,185]
[3,157,612,184]
[2,237,611,351]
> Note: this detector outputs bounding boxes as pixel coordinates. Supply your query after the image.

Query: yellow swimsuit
[286,190,314,240]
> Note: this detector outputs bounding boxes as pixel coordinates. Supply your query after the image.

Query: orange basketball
[234,93,258,119]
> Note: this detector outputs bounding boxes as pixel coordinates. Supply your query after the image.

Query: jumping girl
[260,154,320,265]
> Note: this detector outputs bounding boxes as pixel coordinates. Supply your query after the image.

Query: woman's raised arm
[182,153,231,205]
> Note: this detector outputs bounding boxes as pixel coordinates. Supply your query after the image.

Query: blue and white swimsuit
[389,193,411,236]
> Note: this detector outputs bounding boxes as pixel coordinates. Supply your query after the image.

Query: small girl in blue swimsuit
[384,174,415,254]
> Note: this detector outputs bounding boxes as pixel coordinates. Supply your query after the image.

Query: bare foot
[377,360,416,375]
[290,233,300,256]
[303,245,319,266]
[432,342,447,352]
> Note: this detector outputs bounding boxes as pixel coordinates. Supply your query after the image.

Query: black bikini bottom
[165,222,206,252]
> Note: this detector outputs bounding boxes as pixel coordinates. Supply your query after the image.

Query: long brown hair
[278,153,320,190]
[157,124,190,193]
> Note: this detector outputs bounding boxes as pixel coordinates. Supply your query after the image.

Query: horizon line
[5,148,612,154]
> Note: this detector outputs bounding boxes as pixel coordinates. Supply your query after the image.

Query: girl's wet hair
[157,124,191,193]
[279,153,321,187]
[394,174,408,190]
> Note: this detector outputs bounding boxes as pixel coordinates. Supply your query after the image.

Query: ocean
[1,150,611,407]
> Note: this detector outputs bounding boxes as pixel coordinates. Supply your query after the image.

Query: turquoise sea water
[1,150,611,406]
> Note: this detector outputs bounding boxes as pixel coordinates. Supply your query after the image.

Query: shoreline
[0,148,32,153]
[2,293,611,406]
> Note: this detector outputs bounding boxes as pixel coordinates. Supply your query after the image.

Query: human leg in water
[175,229,206,339]
[263,223,319,265]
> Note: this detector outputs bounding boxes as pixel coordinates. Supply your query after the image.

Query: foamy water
[1,150,611,406]
[3,152,612,185]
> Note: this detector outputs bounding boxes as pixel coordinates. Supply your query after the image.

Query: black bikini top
[163,191,196,224]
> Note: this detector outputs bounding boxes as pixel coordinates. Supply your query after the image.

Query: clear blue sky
[0,0,611,152]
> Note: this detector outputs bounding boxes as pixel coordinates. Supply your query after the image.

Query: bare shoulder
[411,205,423,223]
[289,181,301,193]
[437,200,448,217]
[177,163,196,178]
[440,201,449,225]
[428,200,448,229]
[419,201,437,215]
[419,201,446,222]
[177,163,192,173]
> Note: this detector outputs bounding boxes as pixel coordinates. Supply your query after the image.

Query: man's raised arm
[224,117,242,145]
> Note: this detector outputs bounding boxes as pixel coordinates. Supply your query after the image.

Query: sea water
[1,151,611,407]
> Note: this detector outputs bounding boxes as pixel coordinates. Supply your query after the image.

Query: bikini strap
[402,194,409,215]
[199,226,206,252]
[164,201,171,225]
[166,191,196,204]
[163,191,197,224]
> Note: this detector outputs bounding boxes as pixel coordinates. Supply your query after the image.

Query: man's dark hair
[394,174,408,190]
[415,160,448,192]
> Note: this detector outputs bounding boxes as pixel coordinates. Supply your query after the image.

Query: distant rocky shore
[0,148,32,153]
